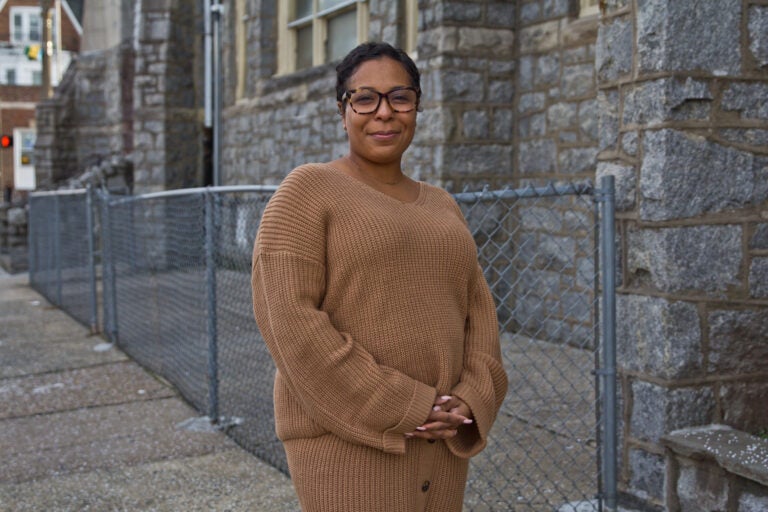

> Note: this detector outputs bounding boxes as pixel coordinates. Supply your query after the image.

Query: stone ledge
[662,424,768,487]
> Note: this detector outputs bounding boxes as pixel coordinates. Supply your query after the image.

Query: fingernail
[463,419,473,424]
[404,433,414,438]
[416,426,426,431]
[433,405,442,411]
[440,395,452,400]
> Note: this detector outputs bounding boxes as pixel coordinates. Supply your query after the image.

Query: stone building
[33,1,768,510]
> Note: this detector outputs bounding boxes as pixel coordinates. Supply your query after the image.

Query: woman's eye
[391,94,411,104]
[354,94,377,105]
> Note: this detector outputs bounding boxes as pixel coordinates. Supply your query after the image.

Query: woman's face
[340,57,417,166]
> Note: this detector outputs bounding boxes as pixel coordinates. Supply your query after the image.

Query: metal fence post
[102,191,119,344]
[599,175,618,511]
[205,189,220,423]
[85,186,99,333]
[27,197,36,286]
[54,194,62,306]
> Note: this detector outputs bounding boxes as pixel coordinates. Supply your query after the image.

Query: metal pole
[102,191,119,344]
[592,191,604,512]
[203,0,213,128]
[54,193,61,305]
[599,175,618,511]
[86,185,98,333]
[211,2,224,187]
[27,197,36,287]
[205,190,219,423]
[40,0,54,98]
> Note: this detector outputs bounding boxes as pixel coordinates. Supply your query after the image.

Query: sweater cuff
[381,380,435,454]
[445,382,488,458]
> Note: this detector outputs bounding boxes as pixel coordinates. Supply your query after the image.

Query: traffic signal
[0,135,12,148]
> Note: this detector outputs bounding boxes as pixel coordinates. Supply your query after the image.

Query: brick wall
[0,104,35,192]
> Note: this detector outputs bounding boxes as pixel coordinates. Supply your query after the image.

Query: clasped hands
[404,395,473,440]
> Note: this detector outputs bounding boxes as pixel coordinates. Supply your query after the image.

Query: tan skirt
[283,433,469,512]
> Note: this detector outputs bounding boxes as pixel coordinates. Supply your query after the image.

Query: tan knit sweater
[252,163,507,511]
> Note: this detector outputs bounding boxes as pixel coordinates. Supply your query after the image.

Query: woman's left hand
[405,395,474,440]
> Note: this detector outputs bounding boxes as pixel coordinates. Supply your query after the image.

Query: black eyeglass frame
[342,86,421,115]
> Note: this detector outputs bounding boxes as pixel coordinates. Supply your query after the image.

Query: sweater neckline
[325,165,427,206]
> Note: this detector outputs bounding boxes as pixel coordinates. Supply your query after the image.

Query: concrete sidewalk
[0,270,299,511]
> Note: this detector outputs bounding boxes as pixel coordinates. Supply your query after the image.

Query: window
[10,7,43,45]
[6,70,17,85]
[32,71,42,86]
[278,0,369,74]
[579,0,600,17]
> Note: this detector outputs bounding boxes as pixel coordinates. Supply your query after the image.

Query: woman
[252,42,507,512]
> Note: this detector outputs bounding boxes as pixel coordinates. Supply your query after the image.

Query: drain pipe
[204,0,213,129]
[204,0,224,187]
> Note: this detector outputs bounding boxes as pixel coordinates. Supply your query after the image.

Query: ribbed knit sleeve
[252,166,436,455]
[423,193,508,459]
[446,262,508,458]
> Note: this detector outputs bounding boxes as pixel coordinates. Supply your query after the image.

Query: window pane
[294,0,312,20]
[32,71,42,86]
[29,17,41,42]
[320,0,348,10]
[326,9,357,62]
[296,25,313,70]
[13,14,22,41]
[7,70,16,85]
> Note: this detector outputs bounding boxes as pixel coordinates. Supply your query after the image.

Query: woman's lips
[370,130,399,141]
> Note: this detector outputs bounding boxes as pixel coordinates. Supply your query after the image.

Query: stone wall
[35,44,134,190]
[0,203,27,273]
[220,0,515,190]
[596,0,768,509]
[515,0,598,186]
[131,0,205,193]
[508,1,599,346]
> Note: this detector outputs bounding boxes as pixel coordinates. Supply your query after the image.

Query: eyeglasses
[343,87,420,114]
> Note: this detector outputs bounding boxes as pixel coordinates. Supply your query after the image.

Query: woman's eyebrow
[353,85,412,92]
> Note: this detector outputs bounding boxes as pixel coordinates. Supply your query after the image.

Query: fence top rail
[30,188,88,197]
[29,180,594,204]
[102,185,281,205]
[452,180,594,203]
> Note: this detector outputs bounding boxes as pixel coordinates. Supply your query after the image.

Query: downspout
[205,1,224,187]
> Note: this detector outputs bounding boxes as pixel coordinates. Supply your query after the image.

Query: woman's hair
[335,42,421,105]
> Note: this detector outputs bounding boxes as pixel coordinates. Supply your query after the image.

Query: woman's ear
[338,102,347,131]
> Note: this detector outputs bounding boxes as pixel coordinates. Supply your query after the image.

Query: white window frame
[10,7,42,45]
[277,0,369,75]
[579,0,600,17]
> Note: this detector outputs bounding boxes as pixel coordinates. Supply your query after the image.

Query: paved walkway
[0,269,300,511]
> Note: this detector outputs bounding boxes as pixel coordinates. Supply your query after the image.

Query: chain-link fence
[28,179,617,511]
[28,189,98,332]
[454,181,617,511]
